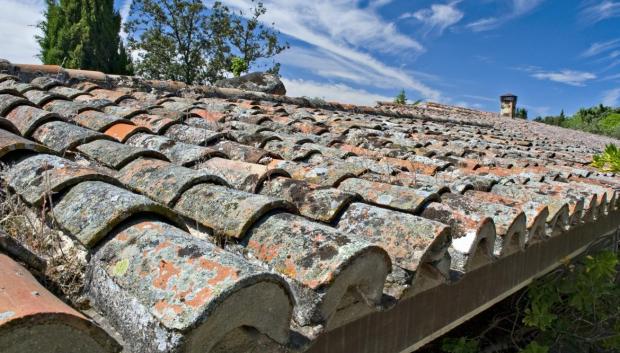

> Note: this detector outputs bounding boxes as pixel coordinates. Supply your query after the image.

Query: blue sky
[1,0,620,116]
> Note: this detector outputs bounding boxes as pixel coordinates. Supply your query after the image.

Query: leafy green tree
[125,0,211,84]
[226,0,288,76]
[125,0,287,84]
[394,89,407,105]
[37,0,132,74]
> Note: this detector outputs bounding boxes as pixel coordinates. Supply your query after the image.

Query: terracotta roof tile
[32,120,110,153]
[2,67,620,352]
[52,180,183,248]
[0,128,52,159]
[5,105,61,136]
[7,154,116,205]
[89,219,293,352]
[76,139,169,169]
[126,133,223,166]
[174,183,294,238]
[0,253,120,352]
[118,157,227,206]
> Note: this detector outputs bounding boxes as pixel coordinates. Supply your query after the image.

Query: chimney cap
[500,93,517,98]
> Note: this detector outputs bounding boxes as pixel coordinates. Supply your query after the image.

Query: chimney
[500,93,517,118]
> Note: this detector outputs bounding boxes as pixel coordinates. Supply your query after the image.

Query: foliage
[441,337,479,353]
[534,104,620,139]
[226,0,288,76]
[592,144,620,172]
[124,0,287,84]
[515,107,528,119]
[230,56,248,77]
[394,89,407,105]
[440,250,620,353]
[37,0,132,74]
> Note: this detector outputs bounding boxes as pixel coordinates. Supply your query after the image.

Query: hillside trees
[535,104,620,139]
[516,107,528,119]
[37,0,132,74]
[124,0,288,84]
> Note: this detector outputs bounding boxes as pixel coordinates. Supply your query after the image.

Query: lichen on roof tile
[5,105,61,136]
[126,133,223,166]
[164,124,226,146]
[89,219,293,352]
[197,157,288,193]
[241,212,390,325]
[0,94,31,116]
[0,128,52,159]
[76,139,169,169]
[260,176,357,223]
[336,202,450,276]
[32,120,110,153]
[118,158,227,206]
[174,183,294,238]
[73,110,128,132]
[52,181,182,248]
[8,154,116,206]
[338,178,439,214]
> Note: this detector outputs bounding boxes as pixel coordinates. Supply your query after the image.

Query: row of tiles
[1,75,619,352]
[0,73,607,170]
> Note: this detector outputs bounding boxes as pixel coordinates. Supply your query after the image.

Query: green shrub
[441,250,620,353]
[592,144,620,173]
[230,56,248,77]
[394,89,407,105]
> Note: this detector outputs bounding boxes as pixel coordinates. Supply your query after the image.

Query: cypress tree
[37,0,132,75]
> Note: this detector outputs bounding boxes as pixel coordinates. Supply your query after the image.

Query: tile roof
[0,61,619,353]
[0,252,120,353]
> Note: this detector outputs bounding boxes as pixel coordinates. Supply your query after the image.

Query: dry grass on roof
[0,164,88,305]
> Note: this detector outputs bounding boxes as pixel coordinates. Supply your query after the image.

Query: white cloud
[582,38,620,57]
[119,0,133,40]
[531,69,597,86]
[466,0,544,32]
[462,94,496,102]
[367,0,394,9]
[581,1,620,24]
[215,0,441,100]
[281,78,393,106]
[466,17,501,32]
[0,0,45,64]
[602,88,620,106]
[513,0,545,14]
[601,73,620,81]
[216,0,422,53]
[278,46,437,94]
[401,1,464,35]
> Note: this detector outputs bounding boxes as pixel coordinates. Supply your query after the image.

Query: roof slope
[0,61,619,353]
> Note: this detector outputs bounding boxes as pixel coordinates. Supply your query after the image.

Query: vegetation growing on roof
[439,250,620,353]
[592,144,620,173]
[0,164,88,304]
[534,104,620,139]
[394,89,407,105]
[124,0,288,84]
[230,56,249,77]
[37,0,133,75]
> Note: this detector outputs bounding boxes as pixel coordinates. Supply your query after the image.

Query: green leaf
[520,341,549,353]
[441,337,479,353]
